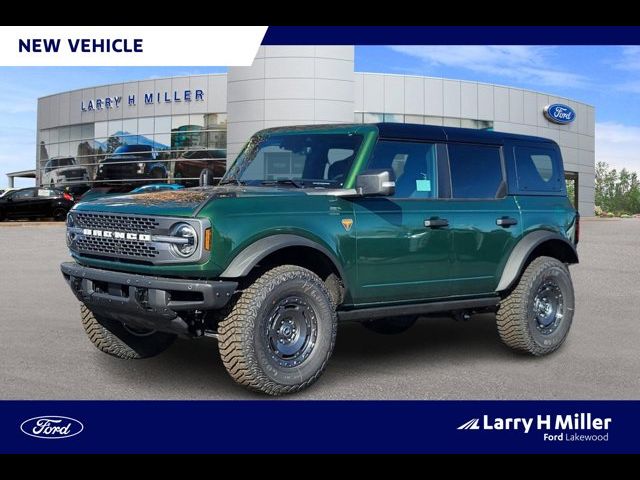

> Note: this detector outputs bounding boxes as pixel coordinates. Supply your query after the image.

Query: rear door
[352,139,454,304]
[5,188,37,218]
[33,188,61,217]
[445,143,522,296]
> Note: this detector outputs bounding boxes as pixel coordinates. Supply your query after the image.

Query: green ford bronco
[61,123,579,395]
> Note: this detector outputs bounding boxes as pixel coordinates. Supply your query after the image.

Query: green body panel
[70,124,577,308]
[444,196,522,296]
[351,197,452,304]
[201,194,358,303]
[515,195,577,238]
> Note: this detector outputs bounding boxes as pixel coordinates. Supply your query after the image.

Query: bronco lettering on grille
[82,229,151,242]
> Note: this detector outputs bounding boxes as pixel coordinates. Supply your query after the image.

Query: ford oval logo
[544,103,576,124]
[20,416,84,439]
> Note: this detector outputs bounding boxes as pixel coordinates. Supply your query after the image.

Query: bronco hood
[73,185,309,217]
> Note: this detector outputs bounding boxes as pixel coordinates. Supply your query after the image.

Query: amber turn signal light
[204,228,212,251]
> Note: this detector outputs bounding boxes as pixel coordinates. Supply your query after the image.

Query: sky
[1,45,640,188]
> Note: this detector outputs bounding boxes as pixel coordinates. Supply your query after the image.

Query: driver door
[352,141,454,305]
[6,188,37,218]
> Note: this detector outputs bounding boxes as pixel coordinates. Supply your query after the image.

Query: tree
[106,135,122,154]
[594,161,640,215]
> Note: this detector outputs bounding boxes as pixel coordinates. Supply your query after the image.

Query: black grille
[75,236,158,259]
[75,213,159,233]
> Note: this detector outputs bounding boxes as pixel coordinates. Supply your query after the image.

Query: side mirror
[355,169,395,197]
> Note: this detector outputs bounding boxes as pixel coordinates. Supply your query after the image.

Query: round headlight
[170,223,198,257]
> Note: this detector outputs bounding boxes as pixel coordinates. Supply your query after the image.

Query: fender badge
[341,218,354,232]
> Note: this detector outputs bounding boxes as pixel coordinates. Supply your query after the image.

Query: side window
[368,141,437,198]
[12,189,36,199]
[515,146,562,192]
[448,144,504,199]
[37,189,57,197]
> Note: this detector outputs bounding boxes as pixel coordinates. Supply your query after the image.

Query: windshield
[223,132,363,187]
[58,158,75,167]
[112,145,154,159]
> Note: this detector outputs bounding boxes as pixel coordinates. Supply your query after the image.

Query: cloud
[596,121,640,172]
[388,46,588,88]
[613,46,640,71]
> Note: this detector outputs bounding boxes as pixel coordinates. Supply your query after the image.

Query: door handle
[496,217,518,227]
[424,218,449,228]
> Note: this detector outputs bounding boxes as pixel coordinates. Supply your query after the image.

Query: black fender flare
[496,230,578,292]
[220,234,346,282]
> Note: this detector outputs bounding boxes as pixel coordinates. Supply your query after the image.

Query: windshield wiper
[261,179,305,188]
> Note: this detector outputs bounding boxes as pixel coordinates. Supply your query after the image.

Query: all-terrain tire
[363,315,418,335]
[80,304,176,359]
[218,265,337,395]
[496,256,574,356]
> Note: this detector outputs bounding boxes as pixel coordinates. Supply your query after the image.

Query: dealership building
[29,45,595,215]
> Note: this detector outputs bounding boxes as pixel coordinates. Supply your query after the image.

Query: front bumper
[61,262,237,335]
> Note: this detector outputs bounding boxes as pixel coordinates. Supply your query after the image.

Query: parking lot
[0,218,639,400]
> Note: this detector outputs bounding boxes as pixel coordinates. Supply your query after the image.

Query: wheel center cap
[278,319,296,340]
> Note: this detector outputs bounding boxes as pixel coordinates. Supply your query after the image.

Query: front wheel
[496,256,574,356]
[218,265,337,395]
[80,304,176,359]
[52,208,67,221]
[150,168,166,179]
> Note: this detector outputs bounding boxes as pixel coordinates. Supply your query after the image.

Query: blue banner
[262,26,640,45]
[1,401,637,453]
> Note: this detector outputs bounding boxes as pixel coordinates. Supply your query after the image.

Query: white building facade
[35,46,595,215]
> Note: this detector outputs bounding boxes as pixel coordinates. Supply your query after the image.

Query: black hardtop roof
[257,122,557,147]
[375,122,556,146]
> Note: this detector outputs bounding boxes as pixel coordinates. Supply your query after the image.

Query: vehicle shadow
[94,313,518,399]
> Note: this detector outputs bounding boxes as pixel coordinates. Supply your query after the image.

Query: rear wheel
[150,168,166,179]
[80,304,176,359]
[53,208,67,221]
[218,265,337,395]
[363,315,418,335]
[496,256,574,356]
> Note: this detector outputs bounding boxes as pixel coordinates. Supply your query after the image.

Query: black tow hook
[135,287,150,310]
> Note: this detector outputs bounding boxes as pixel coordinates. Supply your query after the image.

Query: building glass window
[94,121,108,140]
[138,117,154,135]
[58,126,70,142]
[122,118,138,135]
[107,120,123,138]
[383,113,404,123]
[82,123,94,140]
[36,113,229,190]
[154,116,171,135]
[363,112,384,123]
[70,125,82,141]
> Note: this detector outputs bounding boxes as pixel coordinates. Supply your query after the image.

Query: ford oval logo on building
[544,103,576,124]
[20,416,84,439]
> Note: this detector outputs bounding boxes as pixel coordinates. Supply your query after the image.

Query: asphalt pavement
[1,218,638,399]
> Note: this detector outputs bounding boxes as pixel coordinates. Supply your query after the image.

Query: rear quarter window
[514,146,563,193]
